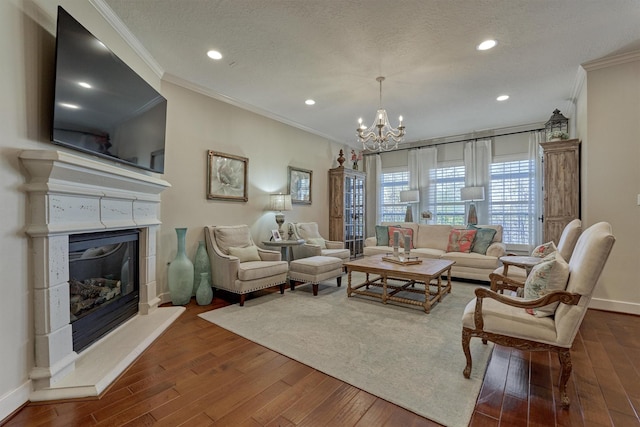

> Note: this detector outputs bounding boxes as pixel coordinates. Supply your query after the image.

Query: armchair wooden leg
[279,283,285,294]
[462,328,472,379]
[558,349,572,408]
[289,280,297,291]
[336,276,342,287]
[312,283,318,296]
[239,294,246,306]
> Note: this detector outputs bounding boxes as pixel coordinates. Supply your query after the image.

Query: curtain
[463,139,492,224]
[528,130,545,250]
[364,154,381,238]
[408,147,437,222]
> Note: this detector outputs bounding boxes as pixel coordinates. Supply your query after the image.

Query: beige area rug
[199,273,493,427]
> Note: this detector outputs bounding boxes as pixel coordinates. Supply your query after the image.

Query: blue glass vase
[193,240,211,296]
[168,227,193,305]
[196,272,213,305]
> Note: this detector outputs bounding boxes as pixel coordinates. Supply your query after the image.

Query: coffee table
[344,254,455,313]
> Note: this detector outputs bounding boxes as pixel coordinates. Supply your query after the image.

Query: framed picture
[288,166,312,204]
[207,151,248,201]
[271,229,282,242]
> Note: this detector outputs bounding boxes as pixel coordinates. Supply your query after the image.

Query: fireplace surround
[19,149,183,401]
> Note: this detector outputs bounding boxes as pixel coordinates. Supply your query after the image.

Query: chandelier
[357,76,406,152]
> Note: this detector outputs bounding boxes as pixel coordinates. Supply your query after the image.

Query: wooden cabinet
[329,166,366,259]
[541,139,581,245]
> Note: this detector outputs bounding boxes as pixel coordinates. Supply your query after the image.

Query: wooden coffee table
[344,254,455,313]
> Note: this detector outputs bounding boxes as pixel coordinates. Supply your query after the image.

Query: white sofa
[364,222,506,282]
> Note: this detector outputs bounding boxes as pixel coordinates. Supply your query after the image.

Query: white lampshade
[460,186,485,202]
[399,190,420,204]
[269,193,292,212]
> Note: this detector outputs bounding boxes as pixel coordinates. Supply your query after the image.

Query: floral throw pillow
[523,253,570,317]
[446,229,477,253]
[388,226,414,249]
[531,241,557,258]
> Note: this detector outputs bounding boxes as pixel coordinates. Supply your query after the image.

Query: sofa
[363,222,506,282]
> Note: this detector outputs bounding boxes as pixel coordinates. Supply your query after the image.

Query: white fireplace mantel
[19,149,183,401]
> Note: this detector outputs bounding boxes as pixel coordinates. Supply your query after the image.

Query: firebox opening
[69,229,140,352]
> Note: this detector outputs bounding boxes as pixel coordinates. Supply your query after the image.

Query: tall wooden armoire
[541,138,581,245]
[328,166,366,259]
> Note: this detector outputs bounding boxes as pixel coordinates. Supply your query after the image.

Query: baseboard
[589,298,640,315]
[0,380,31,424]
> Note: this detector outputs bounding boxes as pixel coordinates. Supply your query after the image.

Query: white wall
[582,54,640,314]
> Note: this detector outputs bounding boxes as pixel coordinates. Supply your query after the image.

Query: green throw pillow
[468,225,497,254]
[375,225,389,246]
[228,245,261,262]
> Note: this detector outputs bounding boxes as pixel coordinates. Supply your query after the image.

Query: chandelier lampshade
[357,77,405,152]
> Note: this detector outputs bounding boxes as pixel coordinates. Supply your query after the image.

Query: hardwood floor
[4,292,639,427]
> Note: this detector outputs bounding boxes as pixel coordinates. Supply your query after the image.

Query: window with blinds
[430,165,466,225]
[489,159,534,245]
[380,170,409,223]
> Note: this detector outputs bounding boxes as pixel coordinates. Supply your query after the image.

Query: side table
[499,255,543,277]
[262,239,305,263]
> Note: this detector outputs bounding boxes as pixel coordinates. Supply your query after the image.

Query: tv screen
[52,6,167,174]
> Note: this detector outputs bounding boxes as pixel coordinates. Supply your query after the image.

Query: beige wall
[582,55,640,313]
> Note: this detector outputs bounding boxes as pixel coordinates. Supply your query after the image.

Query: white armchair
[462,222,615,407]
[290,222,350,263]
[204,225,289,306]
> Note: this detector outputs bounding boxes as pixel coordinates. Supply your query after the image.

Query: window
[489,159,534,245]
[379,169,409,223]
[429,165,466,225]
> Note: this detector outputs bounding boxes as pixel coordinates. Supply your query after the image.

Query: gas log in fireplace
[69,229,140,352]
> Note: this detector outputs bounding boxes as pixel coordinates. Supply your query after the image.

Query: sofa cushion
[523,252,570,317]
[296,222,322,240]
[447,229,477,253]
[214,225,252,255]
[388,226,414,248]
[228,245,261,262]
[468,225,497,254]
[415,224,452,251]
[306,237,327,249]
[237,260,288,281]
[441,251,500,269]
[412,248,447,259]
[531,241,557,258]
[375,225,390,246]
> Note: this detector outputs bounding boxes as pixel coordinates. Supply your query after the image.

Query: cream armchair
[204,225,288,306]
[462,222,615,407]
[490,218,582,294]
[290,222,350,263]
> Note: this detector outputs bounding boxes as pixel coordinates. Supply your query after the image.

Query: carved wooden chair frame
[462,287,582,408]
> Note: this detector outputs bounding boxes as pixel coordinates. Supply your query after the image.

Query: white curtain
[528,130,545,250]
[408,147,437,222]
[364,154,381,238]
[463,139,492,224]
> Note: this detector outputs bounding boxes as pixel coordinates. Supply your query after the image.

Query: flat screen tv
[52,6,167,174]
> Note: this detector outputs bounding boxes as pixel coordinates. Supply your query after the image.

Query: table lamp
[460,186,485,225]
[399,190,420,222]
[269,193,292,235]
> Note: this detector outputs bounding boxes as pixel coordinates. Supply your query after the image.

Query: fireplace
[20,149,182,401]
[69,229,140,352]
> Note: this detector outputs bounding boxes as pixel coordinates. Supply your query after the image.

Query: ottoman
[288,255,343,296]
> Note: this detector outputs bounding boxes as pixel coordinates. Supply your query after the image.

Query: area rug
[199,274,493,427]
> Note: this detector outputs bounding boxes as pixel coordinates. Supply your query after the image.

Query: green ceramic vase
[192,240,211,296]
[196,272,213,305]
[168,227,193,305]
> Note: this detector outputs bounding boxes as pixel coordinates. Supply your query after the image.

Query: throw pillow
[523,253,570,317]
[388,226,414,249]
[375,225,389,246]
[306,237,327,249]
[446,229,477,253]
[228,245,261,263]
[467,225,497,255]
[531,241,557,258]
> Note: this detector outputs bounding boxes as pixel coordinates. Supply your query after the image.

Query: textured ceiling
[101,0,640,147]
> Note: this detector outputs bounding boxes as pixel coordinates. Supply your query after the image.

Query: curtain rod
[362,127,545,156]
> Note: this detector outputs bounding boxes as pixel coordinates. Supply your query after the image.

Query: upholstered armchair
[462,222,615,407]
[204,225,289,306]
[290,222,350,263]
[490,219,582,294]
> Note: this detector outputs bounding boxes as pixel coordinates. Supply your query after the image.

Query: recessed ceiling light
[305,99,316,105]
[207,50,222,60]
[477,39,497,51]
[496,95,509,101]
[78,81,92,89]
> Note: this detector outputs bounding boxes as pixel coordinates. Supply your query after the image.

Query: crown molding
[582,50,640,72]
[89,0,164,78]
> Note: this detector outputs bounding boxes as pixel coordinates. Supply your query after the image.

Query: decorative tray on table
[382,254,423,265]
